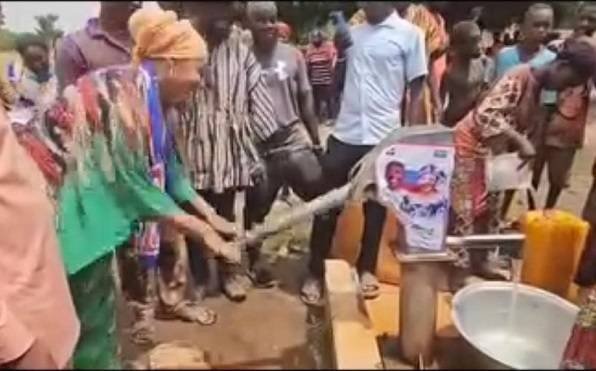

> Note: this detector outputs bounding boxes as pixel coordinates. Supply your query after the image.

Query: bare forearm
[160,213,224,255]
[428,73,442,121]
[299,92,321,145]
[189,195,217,221]
[406,77,426,125]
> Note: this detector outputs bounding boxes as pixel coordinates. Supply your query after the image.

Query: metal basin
[452,282,579,369]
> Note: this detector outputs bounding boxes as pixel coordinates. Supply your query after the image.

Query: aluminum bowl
[451,282,579,369]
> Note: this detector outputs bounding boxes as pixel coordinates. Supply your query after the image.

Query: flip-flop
[223,274,247,302]
[248,265,278,289]
[360,272,380,300]
[130,321,156,347]
[301,277,324,306]
[156,302,217,326]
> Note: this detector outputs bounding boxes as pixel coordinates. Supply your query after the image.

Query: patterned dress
[561,287,596,369]
[451,65,540,265]
[11,64,199,369]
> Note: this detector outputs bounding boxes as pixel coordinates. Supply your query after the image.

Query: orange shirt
[0,108,79,367]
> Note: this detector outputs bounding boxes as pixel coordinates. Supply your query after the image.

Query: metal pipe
[243,185,351,245]
[445,234,525,247]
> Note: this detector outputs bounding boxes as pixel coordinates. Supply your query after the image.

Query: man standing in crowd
[175,1,279,302]
[305,28,337,123]
[56,1,141,91]
[303,2,427,304]
[532,2,596,210]
[440,21,494,127]
[244,1,325,289]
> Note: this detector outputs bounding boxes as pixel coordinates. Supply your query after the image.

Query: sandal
[222,274,247,302]
[249,266,278,289]
[130,320,156,347]
[359,271,380,300]
[156,301,217,326]
[301,276,324,306]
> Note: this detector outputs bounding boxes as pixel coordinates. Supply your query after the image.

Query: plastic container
[331,202,401,285]
[520,210,589,300]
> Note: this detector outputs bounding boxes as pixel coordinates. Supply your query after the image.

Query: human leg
[321,84,335,122]
[357,199,386,299]
[302,136,368,304]
[575,224,596,288]
[545,146,576,209]
[116,240,157,346]
[200,191,247,302]
[244,153,283,288]
[156,228,216,326]
[312,85,324,122]
[186,190,236,299]
[70,253,120,369]
[529,146,548,210]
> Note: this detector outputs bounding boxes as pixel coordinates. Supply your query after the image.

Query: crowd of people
[1,1,596,369]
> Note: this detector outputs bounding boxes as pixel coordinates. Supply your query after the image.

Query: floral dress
[450,65,540,265]
[561,287,596,369]
[11,63,199,369]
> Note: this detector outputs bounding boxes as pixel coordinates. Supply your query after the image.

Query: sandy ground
[118,105,596,369]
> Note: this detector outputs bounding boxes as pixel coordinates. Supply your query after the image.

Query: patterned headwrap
[128,7,207,65]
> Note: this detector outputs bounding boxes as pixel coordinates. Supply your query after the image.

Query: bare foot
[157,302,217,326]
[223,274,247,302]
[301,276,323,306]
[360,271,380,300]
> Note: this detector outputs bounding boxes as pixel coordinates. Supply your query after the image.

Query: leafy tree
[0,28,16,51]
[34,14,63,45]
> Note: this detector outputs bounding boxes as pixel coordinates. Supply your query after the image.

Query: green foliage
[0,28,16,51]
[276,1,358,44]
[444,1,579,29]
[34,14,63,45]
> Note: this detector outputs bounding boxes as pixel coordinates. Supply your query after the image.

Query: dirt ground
[118,103,596,369]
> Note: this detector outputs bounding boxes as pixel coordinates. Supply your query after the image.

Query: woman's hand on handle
[162,213,240,263]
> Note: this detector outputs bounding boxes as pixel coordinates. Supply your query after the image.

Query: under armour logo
[273,60,288,81]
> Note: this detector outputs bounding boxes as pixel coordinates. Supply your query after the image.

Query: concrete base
[324,259,383,369]
[324,259,458,369]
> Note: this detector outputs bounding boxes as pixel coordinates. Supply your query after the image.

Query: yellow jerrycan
[330,201,401,285]
[520,210,588,301]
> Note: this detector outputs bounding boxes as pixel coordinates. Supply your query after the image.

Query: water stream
[506,258,523,341]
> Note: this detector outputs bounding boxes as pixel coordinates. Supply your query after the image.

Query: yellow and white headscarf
[128,7,207,65]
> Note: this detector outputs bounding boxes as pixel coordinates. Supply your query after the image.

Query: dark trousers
[308,135,386,278]
[312,84,335,121]
[576,224,596,287]
[245,146,323,266]
[186,190,237,287]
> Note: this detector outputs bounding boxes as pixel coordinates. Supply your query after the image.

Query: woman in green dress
[12,7,239,368]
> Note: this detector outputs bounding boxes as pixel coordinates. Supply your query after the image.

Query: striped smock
[177,35,278,193]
